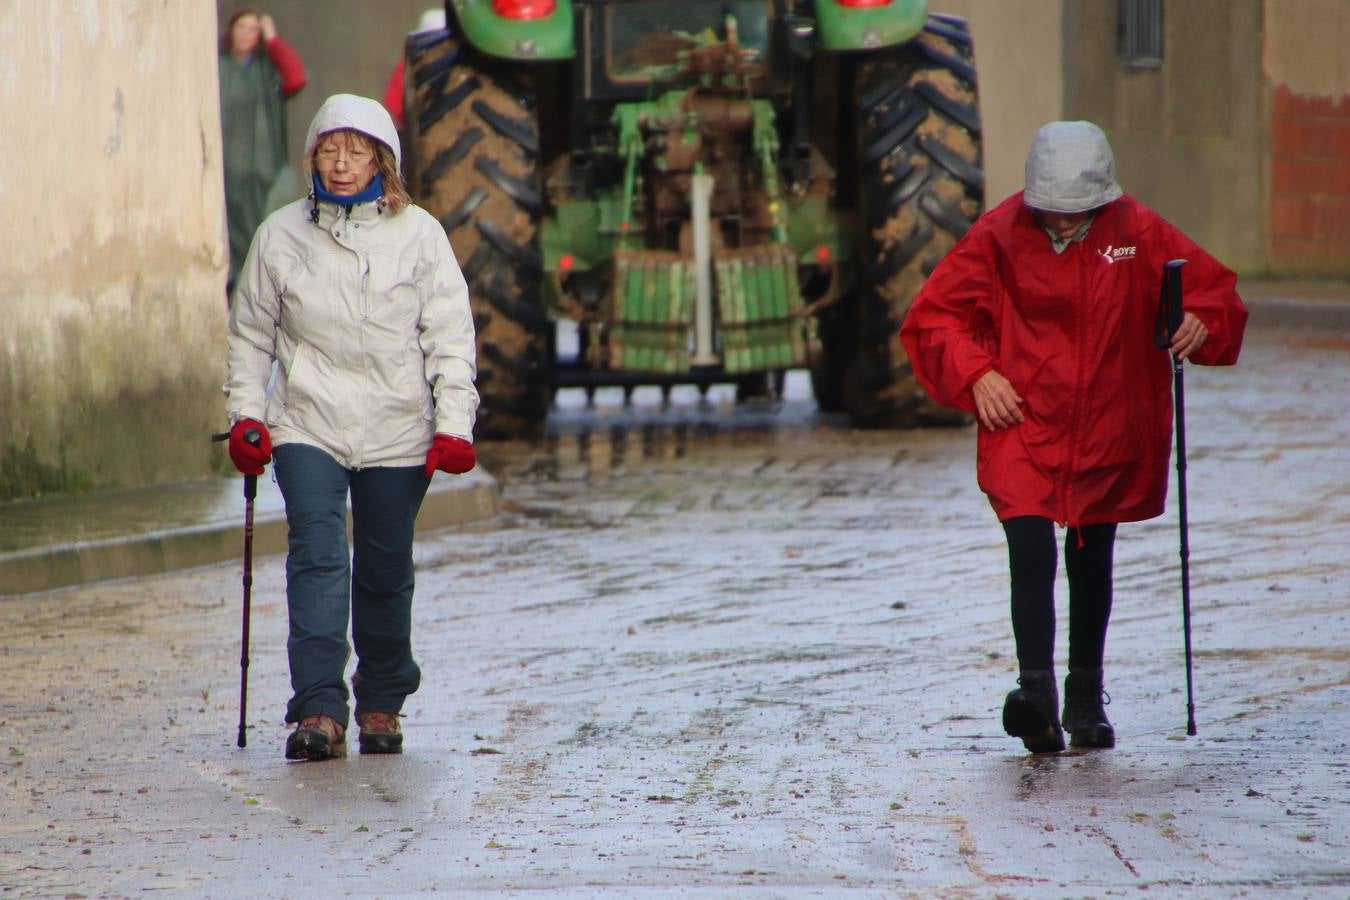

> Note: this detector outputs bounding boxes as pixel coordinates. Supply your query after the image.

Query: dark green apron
[220,52,294,287]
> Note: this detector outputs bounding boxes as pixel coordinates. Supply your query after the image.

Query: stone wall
[0,3,228,499]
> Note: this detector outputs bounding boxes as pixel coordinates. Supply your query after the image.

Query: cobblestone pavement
[1,324,1347,897]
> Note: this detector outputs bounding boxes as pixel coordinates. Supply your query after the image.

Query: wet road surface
[1,325,1347,896]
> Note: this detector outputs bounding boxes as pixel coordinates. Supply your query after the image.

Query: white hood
[416,8,446,32]
[1023,121,1122,214]
[304,93,402,171]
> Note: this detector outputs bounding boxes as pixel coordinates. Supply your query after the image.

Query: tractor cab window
[605,0,771,83]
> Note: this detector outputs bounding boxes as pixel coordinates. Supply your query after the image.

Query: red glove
[228,419,272,476]
[424,433,475,476]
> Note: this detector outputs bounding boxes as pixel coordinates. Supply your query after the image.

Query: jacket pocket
[397,349,435,422]
[283,342,314,404]
[275,341,331,437]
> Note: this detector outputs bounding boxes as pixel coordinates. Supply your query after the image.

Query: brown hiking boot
[285,714,347,761]
[355,710,403,754]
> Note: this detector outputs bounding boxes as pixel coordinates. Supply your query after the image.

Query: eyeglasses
[315,144,374,165]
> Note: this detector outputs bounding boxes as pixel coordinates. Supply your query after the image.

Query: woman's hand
[972,369,1024,431]
[424,433,476,477]
[227,419,272,476]
[1170,311,1209,361]
[259,14,277,41]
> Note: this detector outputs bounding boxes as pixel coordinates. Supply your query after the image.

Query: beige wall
[0,1,228,498]
[1264,0,1350,97]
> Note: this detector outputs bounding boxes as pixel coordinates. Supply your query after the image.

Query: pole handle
[1154,259,1188,349]
[213,428,264,500]
[210,428,262,447]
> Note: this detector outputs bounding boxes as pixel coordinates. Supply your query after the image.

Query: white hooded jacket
[224,94,478,469]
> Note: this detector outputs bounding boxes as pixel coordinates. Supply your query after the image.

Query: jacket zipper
[360,254,370,319]
[1063,240,1089,531]
[354,251,370,470]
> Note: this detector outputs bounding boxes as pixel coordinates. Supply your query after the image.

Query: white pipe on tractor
[691,172,717,367]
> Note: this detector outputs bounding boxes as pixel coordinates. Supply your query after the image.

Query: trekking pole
[212,427,263,748]
[1154,259,1197,736]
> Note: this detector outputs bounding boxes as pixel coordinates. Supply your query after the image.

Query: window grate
[1117,0,1163,68]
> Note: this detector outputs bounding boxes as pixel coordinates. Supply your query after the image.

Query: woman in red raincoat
[899,121,1247,753]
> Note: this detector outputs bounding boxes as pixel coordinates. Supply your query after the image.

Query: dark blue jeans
[273,443,430,727]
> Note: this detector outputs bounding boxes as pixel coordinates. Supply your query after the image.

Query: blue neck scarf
[312,171,384,209]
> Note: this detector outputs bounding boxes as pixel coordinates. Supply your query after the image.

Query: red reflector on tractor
[491,0,556,19]
[559,254,575,273]
[814,246,832,263]
[833,0,892,7]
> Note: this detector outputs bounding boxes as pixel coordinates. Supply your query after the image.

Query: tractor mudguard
[810,0,928,51]
[448,0,575,60]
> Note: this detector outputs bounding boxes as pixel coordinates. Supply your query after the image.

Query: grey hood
[1023,121,1122,213]
[304,93,401,170]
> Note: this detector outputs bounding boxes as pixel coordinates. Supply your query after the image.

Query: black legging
[1002,516,1117,671]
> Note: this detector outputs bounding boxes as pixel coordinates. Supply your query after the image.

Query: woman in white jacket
[224,94,479,761]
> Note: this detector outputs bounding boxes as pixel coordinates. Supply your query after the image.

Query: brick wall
[1270,85,1350,274]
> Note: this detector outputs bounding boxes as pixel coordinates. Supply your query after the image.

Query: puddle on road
[477,376,909,488]
[496,501,621,530]
[489,424,794,483]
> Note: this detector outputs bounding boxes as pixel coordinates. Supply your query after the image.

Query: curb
[1244,296,1350,331]
[1240,280,1350,331]
[0,469,500,597]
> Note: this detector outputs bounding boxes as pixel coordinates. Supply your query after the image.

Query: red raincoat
[899,193,1248,527]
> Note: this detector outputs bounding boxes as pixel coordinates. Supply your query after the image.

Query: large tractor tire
[405,29,550,440]
[842,14,983,428]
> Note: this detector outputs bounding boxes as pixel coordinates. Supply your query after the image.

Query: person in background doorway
[219,7,306,294]
[900,121,1248,754]
[224,94,479,761]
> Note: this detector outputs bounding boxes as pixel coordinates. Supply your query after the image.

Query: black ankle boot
[1003,669,1065,753]
[1062,668,1115,748]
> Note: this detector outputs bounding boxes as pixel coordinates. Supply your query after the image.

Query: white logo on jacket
[1098,244,1137,264]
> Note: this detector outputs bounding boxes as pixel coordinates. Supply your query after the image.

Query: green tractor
[404,0,982,438]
